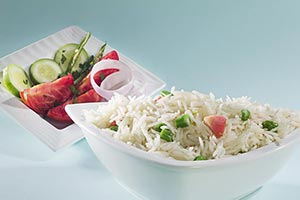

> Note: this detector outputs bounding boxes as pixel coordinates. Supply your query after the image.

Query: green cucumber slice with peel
[29,58,62,85]
[54,43,89,73]
[2,64,32,97]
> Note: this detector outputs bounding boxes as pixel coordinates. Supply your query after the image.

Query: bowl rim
[66,102,300,168]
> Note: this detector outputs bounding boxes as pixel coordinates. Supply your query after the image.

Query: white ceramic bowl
[66,102,300,200]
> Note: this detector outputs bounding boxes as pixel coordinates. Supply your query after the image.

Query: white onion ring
[90,60,134,100]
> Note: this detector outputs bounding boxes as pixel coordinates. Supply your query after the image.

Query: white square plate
[0,26,165,151]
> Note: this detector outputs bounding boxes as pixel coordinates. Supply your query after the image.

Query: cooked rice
[84,89,300,161]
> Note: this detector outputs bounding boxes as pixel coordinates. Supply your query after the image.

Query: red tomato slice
[203,115,227,138]
[47,89,102,122]
[20,74,74,115]
[101,50,119,61]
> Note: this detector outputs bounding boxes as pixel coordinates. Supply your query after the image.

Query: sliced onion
[90,60,133,100]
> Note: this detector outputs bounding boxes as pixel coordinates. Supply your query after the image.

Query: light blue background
[1,0,300,199]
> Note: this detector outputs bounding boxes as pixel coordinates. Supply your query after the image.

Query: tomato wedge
[47,89,103,122]
[203,115,227,138]
[20,74,74,115]
[101,50,119,61]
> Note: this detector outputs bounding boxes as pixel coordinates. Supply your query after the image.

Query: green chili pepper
[161,90,173,97]
[160,129,173,142]
[194,155,207,161]
[175,114,190,128]
[153,122,167,132]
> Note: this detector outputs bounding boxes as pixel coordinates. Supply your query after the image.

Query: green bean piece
[175,114,190,128]
[194,155,207,161]
[160,129,173,142]
[110,125,118,132]
[161,90,173,97]
[153,122,167,132]
[240,109,251,121]
[262,120,278,131]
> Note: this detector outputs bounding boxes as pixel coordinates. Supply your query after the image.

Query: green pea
[262,120,278,131]
[110,125,118,132]
[240,109,251,121]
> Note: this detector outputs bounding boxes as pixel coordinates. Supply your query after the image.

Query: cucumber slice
[54,43,89,73]
[2,64,32,97]
[29,58,62,85]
